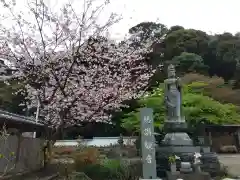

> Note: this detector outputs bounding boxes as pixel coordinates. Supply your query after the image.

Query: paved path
[218,154,240,176]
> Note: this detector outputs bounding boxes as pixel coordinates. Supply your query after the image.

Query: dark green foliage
[182,73,240,106]
[172,52,209,74]
[129,22,240,83]
[129,21,168,42]
[80,164,111,179]
[167,25,184,35]
[164,29,209,60]
[0,79,26,114]
[204,33,240,81]
[75,159,141,180]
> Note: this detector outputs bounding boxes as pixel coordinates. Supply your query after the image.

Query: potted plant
[168,155,177,172]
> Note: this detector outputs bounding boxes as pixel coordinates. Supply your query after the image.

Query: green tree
[0,59,26,114]
[167,25,184,35]
[129,22,168,88]
[129,22,168,42]
[172,52,208,74]
[129,21,240,84]
[129,22,168,68]
[204,33,240,81]
[163,29,209,60]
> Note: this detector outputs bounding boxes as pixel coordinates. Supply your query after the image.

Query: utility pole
[33,95,40,138]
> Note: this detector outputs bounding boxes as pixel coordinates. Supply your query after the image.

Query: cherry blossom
[0,0,157,128]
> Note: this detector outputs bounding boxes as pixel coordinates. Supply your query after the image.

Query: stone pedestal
[166,171,211,180]
[180,162,192,173]
[164,121,188,132]
[161,132,193,146]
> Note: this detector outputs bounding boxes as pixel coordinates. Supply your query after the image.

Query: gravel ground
[218,154,240,177]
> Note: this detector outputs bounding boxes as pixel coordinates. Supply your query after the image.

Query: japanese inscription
[143,128,152,136]
[143,115,152,123]
[146,154,152,164]
[140,108,157,179]
[144,141,153,150]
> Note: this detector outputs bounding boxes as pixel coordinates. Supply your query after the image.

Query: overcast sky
[2,0,240,41]
[45,0,240,40]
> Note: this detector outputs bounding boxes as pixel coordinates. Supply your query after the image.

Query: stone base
[166,171,211,180]
[164,121,188,132]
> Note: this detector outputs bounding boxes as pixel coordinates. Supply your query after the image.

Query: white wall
[54,137,137,147]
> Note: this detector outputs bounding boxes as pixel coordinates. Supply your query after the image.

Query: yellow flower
[10,152,15,156]
[0,154,4,158]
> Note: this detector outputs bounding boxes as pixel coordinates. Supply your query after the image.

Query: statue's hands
[166,100,176,108]
[176,77,182,87]
[167,102,176,108]
[165,95,176,107]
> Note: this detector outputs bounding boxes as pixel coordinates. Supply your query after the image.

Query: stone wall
[0,135,44,175]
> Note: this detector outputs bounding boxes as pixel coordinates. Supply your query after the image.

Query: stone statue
[164,64,182,122]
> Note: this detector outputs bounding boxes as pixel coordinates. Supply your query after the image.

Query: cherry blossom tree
[0,0,157,133]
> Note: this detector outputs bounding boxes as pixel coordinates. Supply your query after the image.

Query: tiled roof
[0,109,45,127]
[0,57,16,79]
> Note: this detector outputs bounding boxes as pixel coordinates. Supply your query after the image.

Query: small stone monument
[180,162,192,173]
[164,64,187,131]
[140,108,157,179]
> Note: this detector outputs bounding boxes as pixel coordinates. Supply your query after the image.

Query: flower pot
[170,163,177,172]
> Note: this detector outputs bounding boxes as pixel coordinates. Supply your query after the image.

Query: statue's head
[167,64,176,78]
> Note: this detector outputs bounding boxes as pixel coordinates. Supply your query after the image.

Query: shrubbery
[121,78,240,133]
[71,147,141,180]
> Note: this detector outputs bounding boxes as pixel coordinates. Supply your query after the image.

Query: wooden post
[15,130,22,165]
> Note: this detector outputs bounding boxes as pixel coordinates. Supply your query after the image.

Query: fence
[0,135,44,175]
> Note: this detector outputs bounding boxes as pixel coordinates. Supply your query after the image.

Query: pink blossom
[0,0,158,128]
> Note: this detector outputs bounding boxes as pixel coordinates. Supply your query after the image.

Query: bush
[105,148,119,158]
[99,159,142,180]
[81,163,111,179]
[73,147,100,172]
[53,147,75,156]
[101,159,121,170]
[71,146,141,180]
[182,73,240,106]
